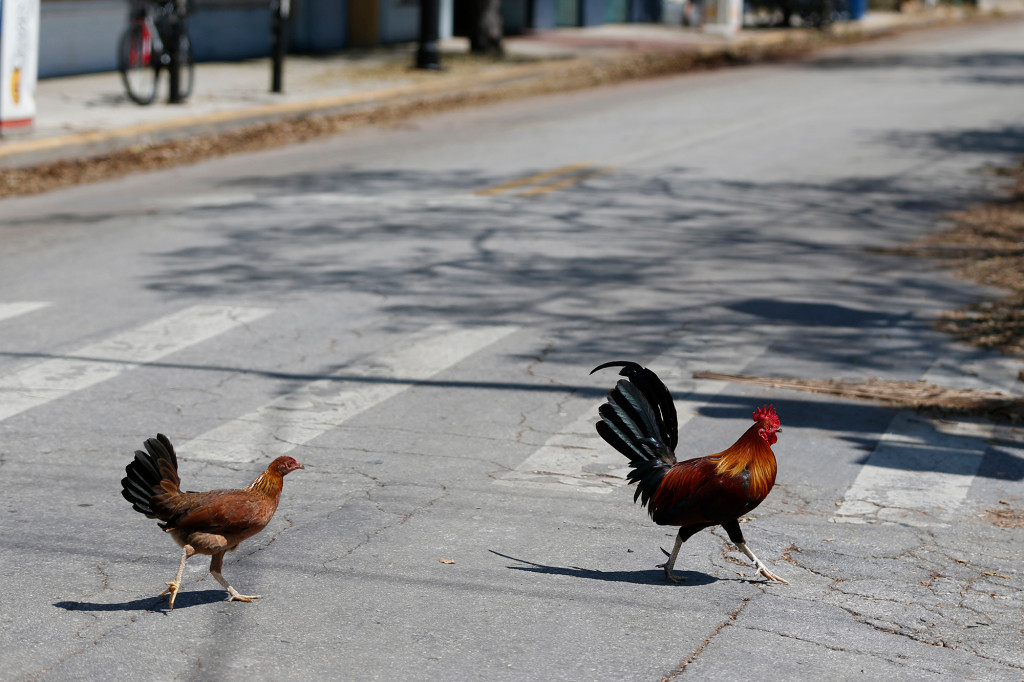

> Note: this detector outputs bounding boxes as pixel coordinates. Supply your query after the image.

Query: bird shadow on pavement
[54,590,226,612]
[489,550,720,586]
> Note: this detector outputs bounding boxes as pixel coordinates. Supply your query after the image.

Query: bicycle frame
[131,15,160,67]
[119,0,193,105]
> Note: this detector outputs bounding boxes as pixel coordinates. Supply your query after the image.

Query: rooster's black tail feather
[592,361,678,507]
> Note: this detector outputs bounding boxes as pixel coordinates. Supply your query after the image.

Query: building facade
[37,0,663,78]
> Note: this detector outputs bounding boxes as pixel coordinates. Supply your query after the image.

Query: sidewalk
[0,6,1016,170]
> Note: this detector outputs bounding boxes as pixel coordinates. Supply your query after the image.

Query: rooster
[121,434,303,609]
[592,361,788,584]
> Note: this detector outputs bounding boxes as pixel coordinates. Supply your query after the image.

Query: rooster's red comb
[753,404,780,427]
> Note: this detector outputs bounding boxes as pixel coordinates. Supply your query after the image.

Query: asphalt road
[1,19,1023,681]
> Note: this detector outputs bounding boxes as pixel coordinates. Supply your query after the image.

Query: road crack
[320,475,451,570]
[661,595,753,680]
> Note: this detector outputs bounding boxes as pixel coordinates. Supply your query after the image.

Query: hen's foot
[158,581,181,609]
[226,586,261,603]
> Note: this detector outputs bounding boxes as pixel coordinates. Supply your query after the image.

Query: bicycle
[118,0,195,105]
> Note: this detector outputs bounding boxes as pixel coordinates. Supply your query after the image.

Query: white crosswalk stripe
[178,324,519,463]
[0,302,50,323]
[831,414,993,527]
[0,305,271,422]
[832,354,1024,527]
[494,339,769,493]
[4,296,1012,526]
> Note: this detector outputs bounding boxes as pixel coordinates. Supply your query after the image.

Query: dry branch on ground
[694,371,1024,422]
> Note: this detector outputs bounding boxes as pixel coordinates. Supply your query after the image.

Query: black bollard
[166,0,185,103]
[271,0,289,93]
[415,0,441,70]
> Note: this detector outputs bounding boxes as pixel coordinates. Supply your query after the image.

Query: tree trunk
[469,0,503,55]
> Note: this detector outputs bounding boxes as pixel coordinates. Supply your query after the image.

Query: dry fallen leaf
[439,557,455,564]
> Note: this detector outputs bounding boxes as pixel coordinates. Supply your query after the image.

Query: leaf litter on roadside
[707,159,1024,424]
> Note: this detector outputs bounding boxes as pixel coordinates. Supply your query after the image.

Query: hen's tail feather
[593,361,679,509]
[121,433,181,519]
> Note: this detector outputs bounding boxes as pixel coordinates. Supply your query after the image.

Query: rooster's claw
[758,567,789,584]
[657,564,688,583]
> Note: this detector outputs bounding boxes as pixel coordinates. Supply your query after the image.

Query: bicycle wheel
[118,25,159,105]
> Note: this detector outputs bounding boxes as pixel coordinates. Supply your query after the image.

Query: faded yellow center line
[515,166,613,197]
[474,163,595,196]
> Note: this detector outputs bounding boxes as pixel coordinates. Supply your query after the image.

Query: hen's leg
[159,544,195,609]
[657,530,687,583]
[209,552,261,602]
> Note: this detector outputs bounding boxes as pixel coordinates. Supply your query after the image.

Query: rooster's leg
[159,544,195,609]
[209,552,261,603]
[734,541,789,584]
[656,531,687,583]
[720,519,788,584]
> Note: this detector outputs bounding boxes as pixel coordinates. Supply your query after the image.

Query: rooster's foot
[657,545,687,583]
[158,581,181,609]
[757,566,789,584]
[658,564,688,583]
[734,541,790,585]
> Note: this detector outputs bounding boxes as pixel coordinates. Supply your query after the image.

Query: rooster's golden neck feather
[712,421,778,501]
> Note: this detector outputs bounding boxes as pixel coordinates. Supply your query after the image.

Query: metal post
[166,2,184,103]
[271,0,289,93]
[415,0,441,70]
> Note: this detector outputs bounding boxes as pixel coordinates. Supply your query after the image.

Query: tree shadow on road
[489,550,723,586]
[133,161,988,374]
[801,49,1024,87]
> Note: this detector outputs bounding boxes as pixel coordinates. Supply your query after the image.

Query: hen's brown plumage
[121,434,303,608]
[592,361,787,584]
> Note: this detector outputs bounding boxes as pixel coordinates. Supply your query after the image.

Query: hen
[120,434,303,609]
[592,361,788,584]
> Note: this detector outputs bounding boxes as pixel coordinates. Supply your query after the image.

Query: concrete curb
[0,59,585,169]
